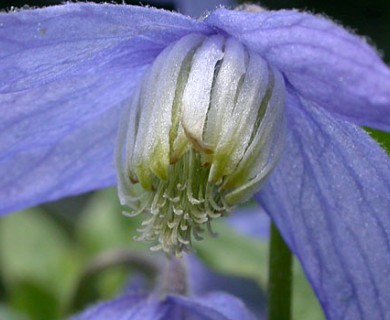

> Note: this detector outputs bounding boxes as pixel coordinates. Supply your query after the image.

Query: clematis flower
[71,255,260,320]
[1,3,390,319]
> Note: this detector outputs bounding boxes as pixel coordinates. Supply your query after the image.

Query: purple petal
[168,292,257,320]
[120,298,171,320]
[0,3,210,215]
[0,3,209,93]
[206,9,390,131]
[257,89,390,319]
[71,294,147,320]
[72,294,189,320]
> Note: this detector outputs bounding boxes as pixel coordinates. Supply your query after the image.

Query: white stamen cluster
[116,33,286,256]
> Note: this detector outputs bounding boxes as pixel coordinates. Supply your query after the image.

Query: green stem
[268,223,293,320]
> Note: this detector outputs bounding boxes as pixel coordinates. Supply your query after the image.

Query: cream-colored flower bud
[116,33,286,256]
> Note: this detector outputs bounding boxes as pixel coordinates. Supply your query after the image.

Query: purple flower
[1,3,390,319]
[72,256,260,320]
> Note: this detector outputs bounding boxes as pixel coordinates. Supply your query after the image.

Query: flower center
[116,33,286,256]
[138,148,230,256]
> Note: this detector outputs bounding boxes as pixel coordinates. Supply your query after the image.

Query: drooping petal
[206,8,390,131]
[257,89,390,320]
[0,3,210,215]
[168,292,257,320]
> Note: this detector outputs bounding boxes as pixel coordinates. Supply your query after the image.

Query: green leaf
[366,128,390,154]
[76,188,148,253]
[8,280,59,320]
[0,304,28,320]
[0,208,80,317]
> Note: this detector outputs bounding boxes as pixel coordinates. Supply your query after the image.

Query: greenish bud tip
[116,33,286,256]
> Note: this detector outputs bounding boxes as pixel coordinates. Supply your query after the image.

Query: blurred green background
[0,0,389,319]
